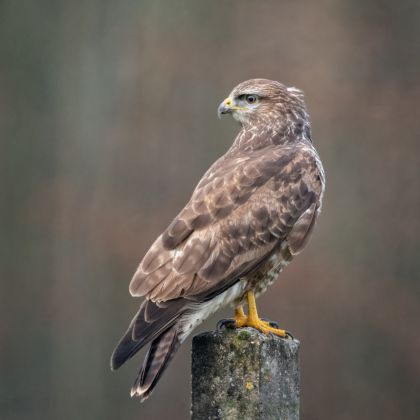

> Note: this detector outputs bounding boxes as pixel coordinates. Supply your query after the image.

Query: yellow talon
[233,291,287,338]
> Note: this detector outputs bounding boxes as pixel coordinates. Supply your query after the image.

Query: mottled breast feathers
[129,143,323,303]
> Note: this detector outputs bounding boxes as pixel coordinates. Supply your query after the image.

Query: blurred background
[1,1,420,419]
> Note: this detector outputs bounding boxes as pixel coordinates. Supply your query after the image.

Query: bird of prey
[111,78,325,401]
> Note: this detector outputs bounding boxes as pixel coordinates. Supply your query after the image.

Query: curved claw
[216,318,236,331]
[260,317,279,329]
[284,330,294,340]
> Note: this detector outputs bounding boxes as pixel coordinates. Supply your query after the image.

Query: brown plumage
[111,78,325,401]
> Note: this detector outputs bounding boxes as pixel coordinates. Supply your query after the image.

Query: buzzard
[111,78,325,400]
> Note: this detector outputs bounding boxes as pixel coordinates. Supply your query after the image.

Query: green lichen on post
[191,328,300,420]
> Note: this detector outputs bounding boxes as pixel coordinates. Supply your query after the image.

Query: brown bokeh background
[1,1,420,419]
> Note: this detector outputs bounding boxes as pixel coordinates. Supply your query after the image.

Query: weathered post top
[191,328,300,420]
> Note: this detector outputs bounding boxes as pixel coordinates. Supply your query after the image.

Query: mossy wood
[191,328,300,420]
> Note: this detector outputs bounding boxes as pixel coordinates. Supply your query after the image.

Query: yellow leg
[235,291,287,337]
[234,305,247,327]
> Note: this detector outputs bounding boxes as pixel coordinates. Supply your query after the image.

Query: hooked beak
[217,97,235,118]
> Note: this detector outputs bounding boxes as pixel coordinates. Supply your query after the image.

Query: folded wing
[129,146,322,303]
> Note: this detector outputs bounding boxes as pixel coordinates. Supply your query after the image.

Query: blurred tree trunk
[49,2,130,419]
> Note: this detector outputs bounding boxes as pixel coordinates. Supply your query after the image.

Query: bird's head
[218,78,306,127]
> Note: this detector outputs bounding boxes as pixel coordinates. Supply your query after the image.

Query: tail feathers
[110,299,185,370]
[130,325,180,401]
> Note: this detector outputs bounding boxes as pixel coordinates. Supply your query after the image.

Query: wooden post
[191,327,300,420]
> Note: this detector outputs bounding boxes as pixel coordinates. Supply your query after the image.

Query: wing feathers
[287,203,318,255]
[129,146,322,303]
[110,323,141,370]
[110,297,186,373]
[173,237,213,275]
[198,249,232,281]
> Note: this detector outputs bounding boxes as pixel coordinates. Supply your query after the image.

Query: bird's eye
[245,94,258,104]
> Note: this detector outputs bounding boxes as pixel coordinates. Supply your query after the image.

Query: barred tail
[130,325,181,401]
